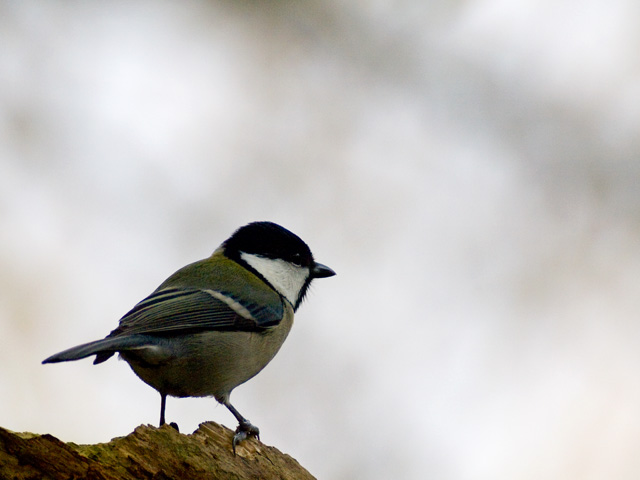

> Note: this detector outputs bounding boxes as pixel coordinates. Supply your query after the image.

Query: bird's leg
[159,392,179,432]
[224,400,260,454]
[160,393,167,426]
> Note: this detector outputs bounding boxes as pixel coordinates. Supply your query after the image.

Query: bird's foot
[232,420,260,455]
[169,422,180,432]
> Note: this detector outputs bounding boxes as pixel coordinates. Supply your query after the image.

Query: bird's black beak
[312,262,336,279]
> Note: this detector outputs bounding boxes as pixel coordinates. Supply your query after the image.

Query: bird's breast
[123,305,295,402]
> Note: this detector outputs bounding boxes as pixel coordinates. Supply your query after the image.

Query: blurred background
[2,1,640,478]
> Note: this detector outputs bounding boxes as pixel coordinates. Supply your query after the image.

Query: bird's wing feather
[110,287,284,337]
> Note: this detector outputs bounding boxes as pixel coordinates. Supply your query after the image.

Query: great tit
[43,221,335,452]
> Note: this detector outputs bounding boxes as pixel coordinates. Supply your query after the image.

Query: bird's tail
[42,335,154,365]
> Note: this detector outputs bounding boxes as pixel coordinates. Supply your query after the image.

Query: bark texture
[0,422,315,480]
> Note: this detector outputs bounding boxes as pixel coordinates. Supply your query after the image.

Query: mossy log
[0,422,315,479]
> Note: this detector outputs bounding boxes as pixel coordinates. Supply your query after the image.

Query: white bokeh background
[2,1,640,479]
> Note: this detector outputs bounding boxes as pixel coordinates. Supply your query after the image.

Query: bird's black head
[224,221,314,267]
[223,221,335,309]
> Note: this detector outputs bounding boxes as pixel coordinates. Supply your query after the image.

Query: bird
[43,221,335,452]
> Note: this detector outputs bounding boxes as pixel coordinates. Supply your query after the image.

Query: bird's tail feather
[42,335,154,365]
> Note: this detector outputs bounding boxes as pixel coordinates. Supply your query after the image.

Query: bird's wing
[110,287,284,337]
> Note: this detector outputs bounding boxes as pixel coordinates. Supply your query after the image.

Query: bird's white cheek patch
[240,252,309,306]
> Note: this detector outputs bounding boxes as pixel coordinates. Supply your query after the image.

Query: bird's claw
[232,421,260,455]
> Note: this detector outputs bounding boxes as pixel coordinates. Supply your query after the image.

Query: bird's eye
[290,254,303,267]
